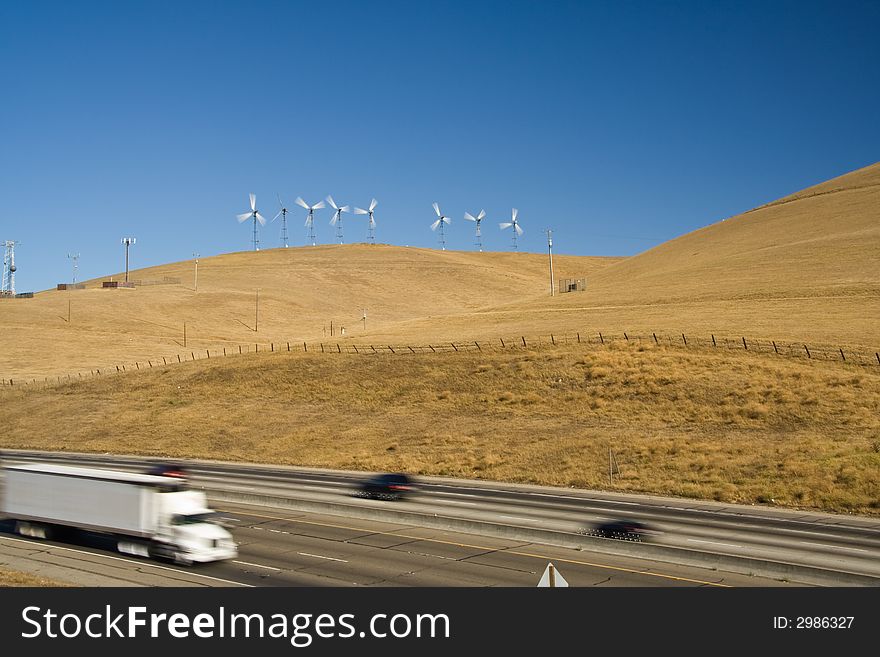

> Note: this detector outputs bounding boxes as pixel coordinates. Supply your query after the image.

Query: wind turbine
[353,198,378,244]
[464,209,486,251]
[326,195,350,244]
[236,193,267,251]
[499,208,524,250]
[295,197,325,246]
[273,194,290,248]
[431,202,451,250]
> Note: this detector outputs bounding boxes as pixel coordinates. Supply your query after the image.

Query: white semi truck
[1,463,237,565]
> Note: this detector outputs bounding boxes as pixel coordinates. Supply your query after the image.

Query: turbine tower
[464,210,486,251]
[499,208,524,250]
[354,198,378,244]
[295,197,325,246]
[2,241,18,296]
[431,202,451,250]
[273,195,290,248]
[236,193,267,251]
[327,195,350,244]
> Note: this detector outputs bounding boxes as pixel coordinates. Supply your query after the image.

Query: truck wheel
[148,543,175,563]
[174,553,193,566]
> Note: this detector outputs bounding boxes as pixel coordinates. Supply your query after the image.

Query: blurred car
[588,520,658,542]
[145,463,189,480]
[358,473,414,500]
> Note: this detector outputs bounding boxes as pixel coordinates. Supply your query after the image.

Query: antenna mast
[67,252,80,284]
[121,237,136,283]
[2,241,18,296]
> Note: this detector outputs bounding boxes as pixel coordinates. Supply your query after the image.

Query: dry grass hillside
[0,246,617,380]
[362,162,880,347]
[1,162,878,381]
[1,164,878,515]
[1,341,877,514]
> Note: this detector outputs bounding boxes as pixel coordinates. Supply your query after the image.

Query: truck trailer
[1,463,237,565]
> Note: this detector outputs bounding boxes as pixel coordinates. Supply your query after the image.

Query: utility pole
[193,252,200,292]
[362,309,367,331]
[121,238,136,283]
[545,229,555,296]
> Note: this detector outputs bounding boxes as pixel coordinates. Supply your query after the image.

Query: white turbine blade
[256,212,267,226]
[312,201,325,210]
[369,198,377,212]
[464,212,476,222]
[249,193,256,211]
[295,197,310,209]
[237,212,252,222]
[272,210,282,222]
[499,222,512,230]
[512,208,518,221]
[354,207,368,215]
[515,223,524,235]
[304,216,313,227]
[430,219,441,231]
[443,216,451,225]
[326,195,338,210]
[340,205,350,213]
[478,209,486,220]
[432,202,441,217]
[330,212,338,225]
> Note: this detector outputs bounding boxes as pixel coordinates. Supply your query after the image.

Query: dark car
[358,473,414,500]
[588,520,657,542]
[145,463,189,480]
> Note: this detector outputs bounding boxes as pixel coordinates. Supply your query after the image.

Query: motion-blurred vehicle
[145,463,189,480]
[2,463,236,565]
[588,520,658,542]
[357,473,414,500]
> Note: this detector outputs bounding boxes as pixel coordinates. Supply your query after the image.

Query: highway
[2,450,879,586]
[1,503,784,587]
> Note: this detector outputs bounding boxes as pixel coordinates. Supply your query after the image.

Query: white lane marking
[687,539,743,549]
[443,500,478,506]
[233,560,281,571]
[800,542,869,553]
[499,515,539,523]
[298,552,348,563]
[269,529,282,533]
[0,536,252,587]
[220,517,240,522]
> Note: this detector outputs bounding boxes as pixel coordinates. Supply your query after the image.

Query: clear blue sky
[2,0,878,292]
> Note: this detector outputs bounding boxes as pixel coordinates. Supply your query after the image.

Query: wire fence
[2,330,879,389]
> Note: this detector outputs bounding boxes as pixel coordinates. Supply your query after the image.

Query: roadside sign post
[537,562,568,587]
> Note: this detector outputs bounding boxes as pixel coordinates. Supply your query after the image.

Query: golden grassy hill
[2,164,880,515]
[0,245,618,380]
[2,341,877,513]
[365,162,880,347]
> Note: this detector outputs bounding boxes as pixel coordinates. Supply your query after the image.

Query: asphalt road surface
[2,450,878,585]
[0,502,790,587]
